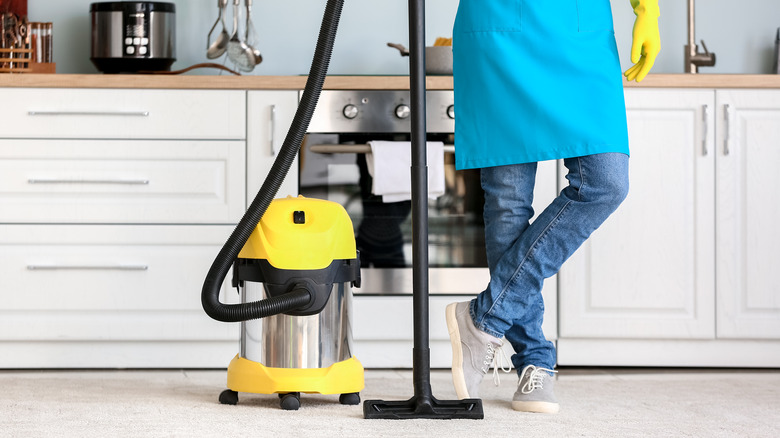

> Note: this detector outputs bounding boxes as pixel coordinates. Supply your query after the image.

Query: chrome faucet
[685,0,716,73]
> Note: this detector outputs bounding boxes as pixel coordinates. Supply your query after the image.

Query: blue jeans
[471,152,629,372]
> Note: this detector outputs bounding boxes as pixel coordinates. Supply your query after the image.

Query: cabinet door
[716,90,780,339]
[559,89,716,339]
[247,91,300,204]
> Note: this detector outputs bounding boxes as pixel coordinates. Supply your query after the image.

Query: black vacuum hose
[202,0,344,323]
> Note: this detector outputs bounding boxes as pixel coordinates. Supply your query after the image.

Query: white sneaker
[512,365,559,413]
[445,301,504,399]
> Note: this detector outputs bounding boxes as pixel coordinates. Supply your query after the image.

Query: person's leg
[481,162,538,272]
[446,162,538,399]
[473,153,629,373]
[448,153,629,405]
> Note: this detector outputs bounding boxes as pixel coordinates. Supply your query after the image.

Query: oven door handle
[308,144,455,154]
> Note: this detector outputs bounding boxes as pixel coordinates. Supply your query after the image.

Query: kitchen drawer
[0,225,239,342]
[0,88,245,140]
[0,139,245,224]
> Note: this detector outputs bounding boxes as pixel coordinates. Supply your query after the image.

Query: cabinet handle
[28,178,150,185]
[27,265,149,271]
[723,104,731,156]
[309,143,456,154]
[28,111,150,117]
[702,104,709,156]
[269,104,277,156]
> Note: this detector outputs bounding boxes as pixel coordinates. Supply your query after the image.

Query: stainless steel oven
[301,90,489,295]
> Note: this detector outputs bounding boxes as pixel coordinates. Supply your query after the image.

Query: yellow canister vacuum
[222,196,363,410]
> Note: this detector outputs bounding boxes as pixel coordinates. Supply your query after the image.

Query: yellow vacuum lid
[238,196,357,270]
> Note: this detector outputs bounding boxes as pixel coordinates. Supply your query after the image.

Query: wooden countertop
[1,74,780,89]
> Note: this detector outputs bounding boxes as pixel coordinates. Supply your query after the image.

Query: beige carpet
[1,368,778,437]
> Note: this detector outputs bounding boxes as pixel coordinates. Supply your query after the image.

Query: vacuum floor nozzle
[363,395,483,420]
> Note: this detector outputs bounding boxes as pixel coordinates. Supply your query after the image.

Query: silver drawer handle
[27,265,149,271]
[27,111,150,117]
[723,104,732,156]
[28,178,150,185]
[308,144,456,154]
[701,104,709,156]
[270,104,277,156]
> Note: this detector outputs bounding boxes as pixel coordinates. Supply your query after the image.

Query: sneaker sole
[511,400,560,414]
[445,303,470,400]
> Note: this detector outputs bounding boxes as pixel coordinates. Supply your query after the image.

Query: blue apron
[453,0,629,170]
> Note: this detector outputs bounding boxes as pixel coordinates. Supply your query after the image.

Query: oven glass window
[300,133,487,269]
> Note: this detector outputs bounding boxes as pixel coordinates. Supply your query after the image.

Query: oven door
[299,132,489,295]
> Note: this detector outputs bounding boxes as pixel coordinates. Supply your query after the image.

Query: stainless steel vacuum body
[240,280,354,369]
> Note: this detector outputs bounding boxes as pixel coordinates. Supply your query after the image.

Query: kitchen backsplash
[24,0,780,75]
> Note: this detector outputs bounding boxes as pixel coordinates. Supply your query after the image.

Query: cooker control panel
[124,12,149,57]
[307,90,455,134]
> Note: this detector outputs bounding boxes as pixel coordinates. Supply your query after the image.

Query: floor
[2,368,778,437]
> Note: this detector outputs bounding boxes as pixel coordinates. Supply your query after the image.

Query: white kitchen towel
[366,141,445,203]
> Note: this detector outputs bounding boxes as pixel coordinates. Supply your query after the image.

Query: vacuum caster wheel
[339,392,360,405]
[219,389,238,405]
[279,392,301,410]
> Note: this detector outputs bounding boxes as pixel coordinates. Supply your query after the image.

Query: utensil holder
[0,48,55,74]
[0,47,33,73]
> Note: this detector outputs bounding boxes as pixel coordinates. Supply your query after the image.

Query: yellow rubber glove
[624,0,661,82]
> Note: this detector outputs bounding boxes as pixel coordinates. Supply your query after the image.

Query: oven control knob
[395,104,411,119]
[342,104,359,119]
[446,105,455,119]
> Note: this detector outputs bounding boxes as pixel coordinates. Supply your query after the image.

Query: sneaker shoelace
[482,342,512,387]
[520,366,558,394]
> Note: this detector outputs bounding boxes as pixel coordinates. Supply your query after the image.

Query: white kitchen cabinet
[559,89,716,339]
[247,90,300,203]
[716,90,780,339]
[0,87,295,368]
[4,83,777,369]
[557,89,780,367]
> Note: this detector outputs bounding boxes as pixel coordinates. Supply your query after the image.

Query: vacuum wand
[362,0,484,420]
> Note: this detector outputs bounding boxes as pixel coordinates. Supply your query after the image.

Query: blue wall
[28,0,780,75]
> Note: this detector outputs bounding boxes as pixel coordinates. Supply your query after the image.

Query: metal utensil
[227,0,256,72]
[206,0,229,59]
[245,0,262,65]
[3,13,18,46]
